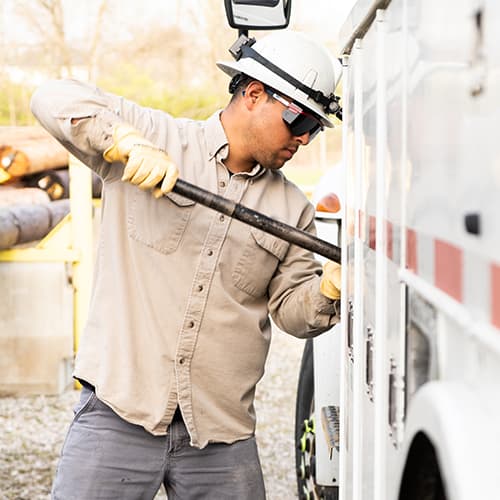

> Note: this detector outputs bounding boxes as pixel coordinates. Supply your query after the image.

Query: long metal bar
[170,179,341,263]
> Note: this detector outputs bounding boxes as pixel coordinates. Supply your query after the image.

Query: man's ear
[242,81,266,109]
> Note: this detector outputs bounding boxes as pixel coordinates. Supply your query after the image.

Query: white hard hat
[217,31,342,128]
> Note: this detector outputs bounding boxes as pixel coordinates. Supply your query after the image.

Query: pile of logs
[0,126,102,250]
[0,126,69,181]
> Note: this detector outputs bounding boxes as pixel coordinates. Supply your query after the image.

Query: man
[31,30,342,499]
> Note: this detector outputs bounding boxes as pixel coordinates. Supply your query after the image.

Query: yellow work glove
[103,124,179,196]
[320,260,341,300]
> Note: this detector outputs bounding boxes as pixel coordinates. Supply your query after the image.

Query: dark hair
[228,74,275,105]
[229,74,253,95]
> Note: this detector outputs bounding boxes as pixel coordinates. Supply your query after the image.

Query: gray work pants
[52,386,266,499]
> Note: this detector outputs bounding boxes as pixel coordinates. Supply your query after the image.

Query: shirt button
[219,181,226,188]
[197,284,203,292]
[219,215,225,222]
[188,321,194,328]
[207,249,213,256]
[179,357,185,365]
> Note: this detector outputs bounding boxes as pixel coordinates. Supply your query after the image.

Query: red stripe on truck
[406,228,417,272]
[369,215,376,250]
[434,240,463,302]
[386,220,393,260]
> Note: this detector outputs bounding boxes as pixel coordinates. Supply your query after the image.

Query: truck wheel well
[398,432,447,500]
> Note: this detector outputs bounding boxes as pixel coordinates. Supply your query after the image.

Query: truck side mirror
[224,0,292,31]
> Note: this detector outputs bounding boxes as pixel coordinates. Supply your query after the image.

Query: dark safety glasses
[265,88,324,141]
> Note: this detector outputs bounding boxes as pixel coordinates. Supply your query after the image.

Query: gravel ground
[0,329,305,500]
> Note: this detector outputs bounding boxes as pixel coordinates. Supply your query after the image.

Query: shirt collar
[205,110,229,161]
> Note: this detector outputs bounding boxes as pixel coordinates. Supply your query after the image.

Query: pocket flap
[165,191,196,207]
[250,227,289,261]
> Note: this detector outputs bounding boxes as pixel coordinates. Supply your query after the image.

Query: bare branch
[87,0,108,80]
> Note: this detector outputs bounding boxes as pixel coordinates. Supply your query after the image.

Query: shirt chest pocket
[127,190,195,254]
[232,228,289,298]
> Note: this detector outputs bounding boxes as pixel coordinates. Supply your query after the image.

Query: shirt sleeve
[30,78,171,181]
[267,201,340,338]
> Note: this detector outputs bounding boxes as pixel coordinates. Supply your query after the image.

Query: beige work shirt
[31,79,339,448]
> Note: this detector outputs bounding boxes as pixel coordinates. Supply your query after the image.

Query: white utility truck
[225,1,500,500]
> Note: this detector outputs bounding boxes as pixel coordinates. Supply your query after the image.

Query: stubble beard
[256,150,287,170]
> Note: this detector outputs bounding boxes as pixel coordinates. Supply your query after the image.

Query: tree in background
[0,0,109,124]
[0,0,341,177]
[0,0,234,124]
[97,0,234,119]
[11,0,108,79]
